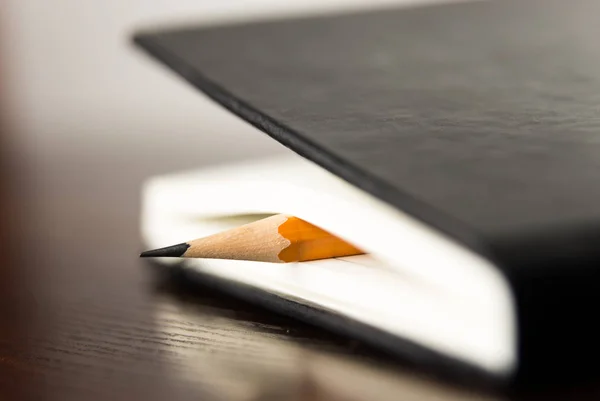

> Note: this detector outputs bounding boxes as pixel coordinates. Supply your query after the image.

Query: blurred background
[2,0,439,172]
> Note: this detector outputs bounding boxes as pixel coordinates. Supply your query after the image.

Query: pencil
[140,214,364,263]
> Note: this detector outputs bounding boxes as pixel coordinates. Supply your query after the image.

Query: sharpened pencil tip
[140,242,190,258]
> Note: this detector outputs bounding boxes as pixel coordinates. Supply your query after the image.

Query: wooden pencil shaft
[164,214,364,263]
[185,214,290,262]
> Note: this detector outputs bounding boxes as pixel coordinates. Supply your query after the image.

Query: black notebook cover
[134,0,600,387]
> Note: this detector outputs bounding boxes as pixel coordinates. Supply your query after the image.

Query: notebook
[134,0,600,387]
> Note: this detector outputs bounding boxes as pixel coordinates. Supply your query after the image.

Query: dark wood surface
[1,66,600,401]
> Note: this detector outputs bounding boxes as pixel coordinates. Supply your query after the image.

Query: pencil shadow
[146,259,371,345]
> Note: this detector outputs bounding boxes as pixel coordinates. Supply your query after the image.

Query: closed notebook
[134,0,600,387]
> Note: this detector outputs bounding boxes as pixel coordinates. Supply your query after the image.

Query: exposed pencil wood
[140,214,364,263]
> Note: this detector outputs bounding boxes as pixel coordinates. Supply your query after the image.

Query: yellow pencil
[140,214,364,263]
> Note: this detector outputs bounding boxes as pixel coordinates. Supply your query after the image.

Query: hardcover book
[134,0,600,386]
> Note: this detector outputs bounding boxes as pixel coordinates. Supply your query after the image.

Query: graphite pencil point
[140,242,190,258]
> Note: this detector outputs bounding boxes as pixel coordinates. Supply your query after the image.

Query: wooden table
[2,82,600,401]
